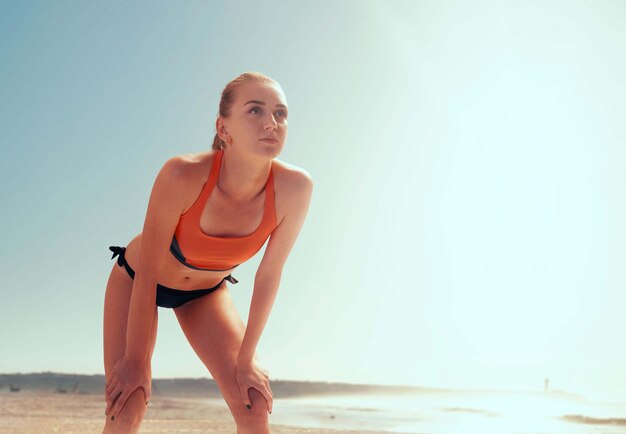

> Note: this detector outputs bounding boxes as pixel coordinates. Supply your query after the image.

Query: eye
[249,107,288,119]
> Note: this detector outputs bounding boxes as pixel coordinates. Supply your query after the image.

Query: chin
[258,143,283,159]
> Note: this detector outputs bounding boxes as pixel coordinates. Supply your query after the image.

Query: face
[217,80,289,158]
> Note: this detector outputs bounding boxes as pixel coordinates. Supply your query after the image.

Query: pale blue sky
[1,0,625,403]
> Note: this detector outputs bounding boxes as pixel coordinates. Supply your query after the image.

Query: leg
[102,262,158,434]
[173,284,270,434]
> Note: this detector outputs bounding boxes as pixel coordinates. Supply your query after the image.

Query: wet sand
[0,392,385,434]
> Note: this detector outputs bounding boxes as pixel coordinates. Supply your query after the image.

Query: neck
[217,149,272,203]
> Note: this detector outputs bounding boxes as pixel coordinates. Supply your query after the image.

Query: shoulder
[272,158,314,196]
[162,150,217,180]
[156,151,219,196]
[152,151,218,213]
[271,158,313,224]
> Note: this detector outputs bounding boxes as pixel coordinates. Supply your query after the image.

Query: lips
[260,138,278,143]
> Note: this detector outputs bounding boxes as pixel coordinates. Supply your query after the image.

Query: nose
[264,114,278,130]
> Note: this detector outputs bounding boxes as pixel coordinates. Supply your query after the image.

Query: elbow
[255,268,282,287]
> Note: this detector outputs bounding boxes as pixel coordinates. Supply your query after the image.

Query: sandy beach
[0,392,387,434]
[3,381,626,434]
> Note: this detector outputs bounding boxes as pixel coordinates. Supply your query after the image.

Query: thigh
[103,263,158,379]
[173,284,268,419]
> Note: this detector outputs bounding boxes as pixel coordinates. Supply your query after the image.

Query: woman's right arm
[125,157,188,362]
[106,157,188,418]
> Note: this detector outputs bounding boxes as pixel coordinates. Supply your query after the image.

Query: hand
[236,357,273,414]
[104,355,151,419]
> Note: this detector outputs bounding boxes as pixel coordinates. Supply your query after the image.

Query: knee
[233,387,270,434]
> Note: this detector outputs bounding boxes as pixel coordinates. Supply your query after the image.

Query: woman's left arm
[238,170,314,364]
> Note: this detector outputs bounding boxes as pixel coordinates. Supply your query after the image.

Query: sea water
[269,390,626,433]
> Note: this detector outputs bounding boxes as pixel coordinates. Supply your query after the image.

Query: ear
[215,117,230,142]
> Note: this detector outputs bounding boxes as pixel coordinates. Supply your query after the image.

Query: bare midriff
[117,233,235,290]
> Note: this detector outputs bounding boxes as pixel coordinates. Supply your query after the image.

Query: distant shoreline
[0,371,441,398]
[0,371,584,400]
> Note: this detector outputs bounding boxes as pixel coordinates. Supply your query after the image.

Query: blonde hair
[212,72,279,151]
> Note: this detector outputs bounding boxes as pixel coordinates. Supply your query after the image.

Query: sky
[1,0,625,403]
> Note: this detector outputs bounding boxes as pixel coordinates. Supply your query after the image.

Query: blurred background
[1,0,625,404]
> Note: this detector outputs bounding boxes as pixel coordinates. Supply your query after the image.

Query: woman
[102,71,313,434]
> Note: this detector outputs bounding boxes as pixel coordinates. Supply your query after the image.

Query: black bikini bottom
[108,246,238,309]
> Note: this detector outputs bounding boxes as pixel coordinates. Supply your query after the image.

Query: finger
[105,381,117,398]
[241,386,252,409]
[105,390,119,416]
[104,385,119,403]
[105,386,120,404]
[267,382,273,413]
[111,391,130,418]
[260,386,273,414]
[135,385,150,405]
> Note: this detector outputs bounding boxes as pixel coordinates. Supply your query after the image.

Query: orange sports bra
[169,149,278,272]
